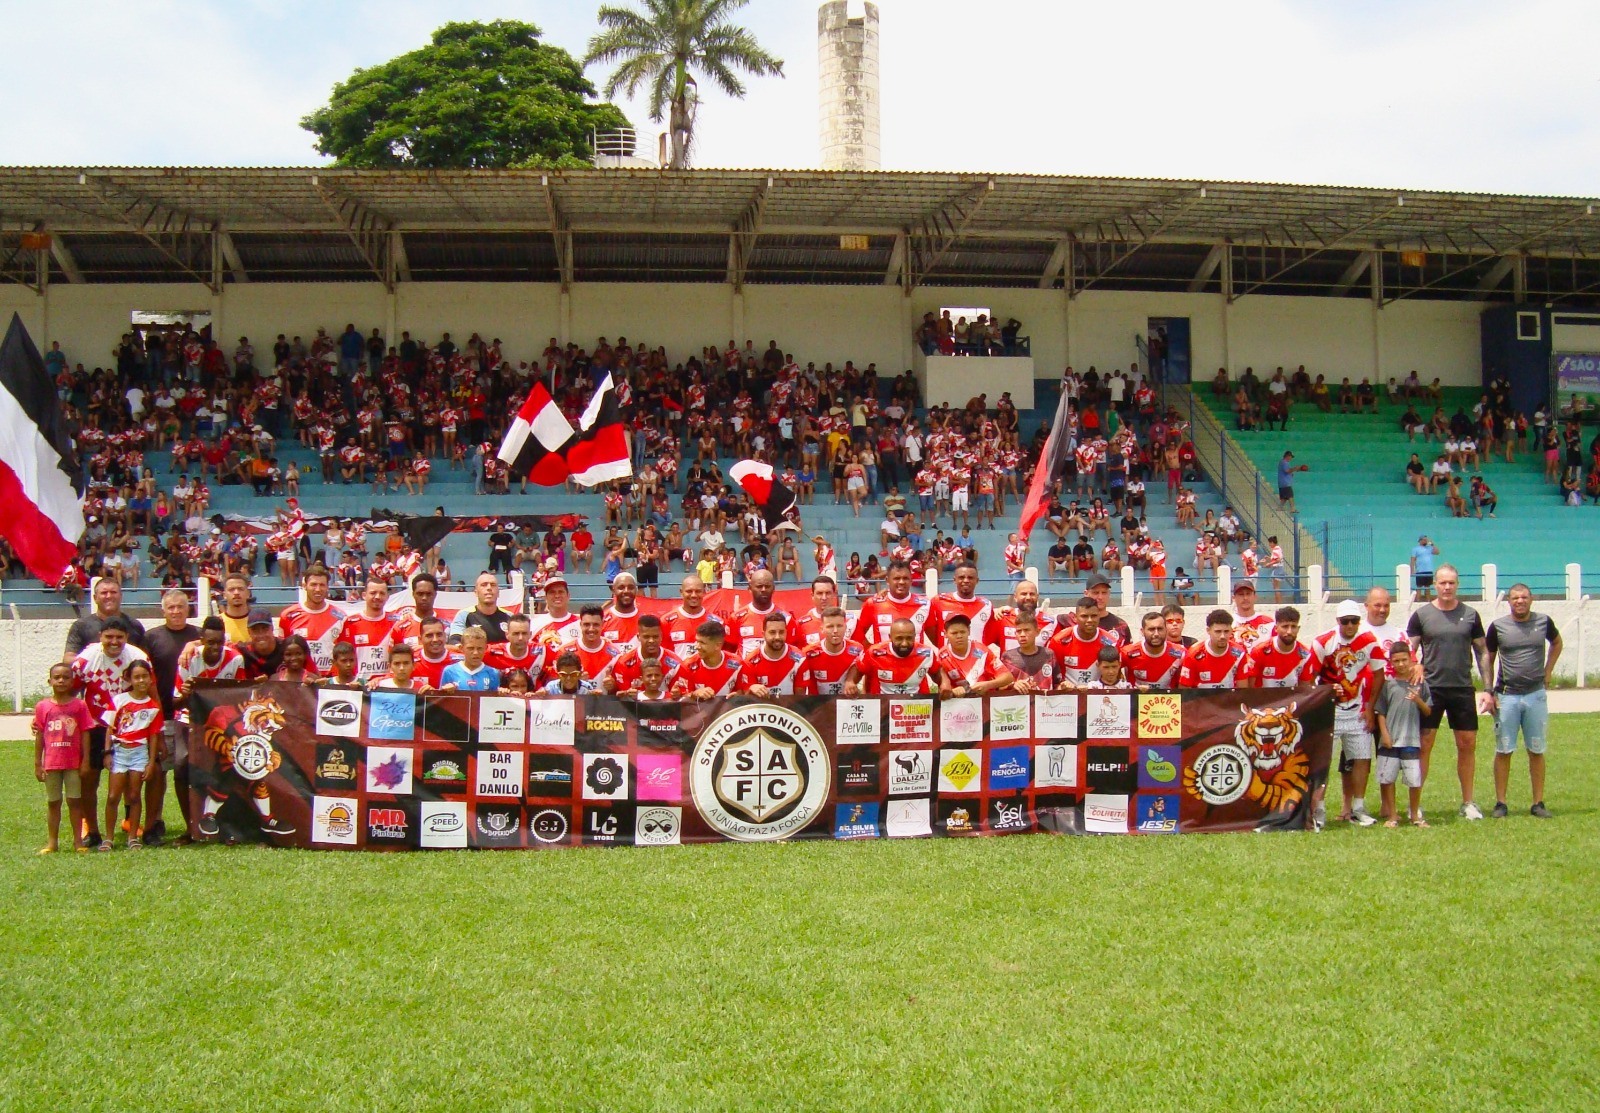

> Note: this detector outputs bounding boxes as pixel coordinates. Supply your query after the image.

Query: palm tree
[585,0,784,170]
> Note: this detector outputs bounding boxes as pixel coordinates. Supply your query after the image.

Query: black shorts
[1278,486,1293,501]
[1416,572,1434,587]
[87,726,107,772]
[1420,686,1479,731]
[637,563,659,587]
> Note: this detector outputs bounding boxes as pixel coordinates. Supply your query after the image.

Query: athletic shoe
[1313,802,1326,829]
[143,826,164,848]
[197,814,221,838]
[1352,811,1377,827]
[1491,802,1509,819]
[1530,802,1553,819]
[85,830,103,848]
[1460,801,1485,821]
[261,817,297,836]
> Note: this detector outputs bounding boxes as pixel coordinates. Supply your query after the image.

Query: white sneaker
[1352,811,1377,827]
[1460,801,1485,821]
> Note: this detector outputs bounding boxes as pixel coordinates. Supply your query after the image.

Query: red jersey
[104,692,164,749]
[572,639,622,683]
[335,611,398,680]
[1229,612,1274,651]
[390,610,443,649]
[853,591,932,647]
[934,643,1006,688]
[738,646,806,695]
[71,644,151,720]
[1243,638,1318,688]
[279,602,343,673]
[1178,642,1247,689]
[791,608,859,647]
[172,643,244,722]
[1312,629,1385,730]
[983,608,1060,653]
[1119,640,1184,689]
[795,642,862,696]
[725,602,783,657]
[926,593,995,649]
[675,651,743,697]
[412,649,458,689]
[855,643,940,696]
[1050,627,1116,688]
[600,605,641,646]
[484,643,548,682]
[661,606,712,653]
[609,646,684,693]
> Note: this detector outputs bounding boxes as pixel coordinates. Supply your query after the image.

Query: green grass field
[4,722,1599,1112]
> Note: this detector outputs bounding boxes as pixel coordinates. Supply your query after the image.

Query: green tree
[585,0,784,170]
[301,20,632,169]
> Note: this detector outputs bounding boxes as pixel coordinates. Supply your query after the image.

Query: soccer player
[843,618,941,697]
[601,572,643,645]
[1313,599,1386,825]
[1120,611,1184,689]
[1178,610,1247,689]
[608,614,683,695]
[662,574,712,653]
[795,608,862,696]
[676,621,743,700]
[1000,615,1059,694]
[935,614,1011,698]
[791,577,856,647]
[278,563,342,673]
[412,617,458,688]
[439,627,500,691]
[927,562,994,649]
[1242,606,1318,689]
[984,579,1058,651]
[739,613,805,697]
[322,641,362,687]
[485,614,547,679]
[369,643,430,691]
[726,569,782,656]
[1051,597,1115,688]
[853,561,931,647]
[390,572,442,648]
[334,577,397,680]
[570,605,622,686]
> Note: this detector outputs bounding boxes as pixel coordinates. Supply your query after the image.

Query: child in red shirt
[33,663,95,853]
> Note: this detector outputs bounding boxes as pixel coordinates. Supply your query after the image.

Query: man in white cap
[532,571,578,644]
[1313,599,1388,825]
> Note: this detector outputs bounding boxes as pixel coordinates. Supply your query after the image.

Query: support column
[900,290,915,372]
[1371,250,1384,382]
[1219,245,1233,374]
[558,287,572,346]
[731,287,746,347]
[385,287,398,354]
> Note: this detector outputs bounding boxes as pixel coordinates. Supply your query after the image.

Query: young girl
[34,663,95,854]
[101,660,163,850]
[271,636,316,682]
[502,667,533,694]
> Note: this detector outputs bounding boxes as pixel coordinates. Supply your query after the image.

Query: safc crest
[691,705,831,841]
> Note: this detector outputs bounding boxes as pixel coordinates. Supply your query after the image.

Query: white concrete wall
[4,280,1486,396]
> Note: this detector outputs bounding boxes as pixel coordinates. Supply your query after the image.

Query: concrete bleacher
[33,377,1235,613]
[1195,385,1594,595]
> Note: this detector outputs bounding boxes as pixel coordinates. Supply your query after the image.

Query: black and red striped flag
[1017,388,1073,543]
[0,314,84,582]
[497,371,631,487]
[729,459,797,523]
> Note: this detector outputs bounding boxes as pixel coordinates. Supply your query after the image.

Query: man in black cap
[1084,573,1132,646]
[236,610,287,679]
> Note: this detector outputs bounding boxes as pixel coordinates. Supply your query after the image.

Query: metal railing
[1170,383,1335,598]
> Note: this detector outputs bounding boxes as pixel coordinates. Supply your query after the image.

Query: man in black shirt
[142,589,200,845]
[487,524,517,580]
[63,578,148,659]
[450,571,512,644]
[236,610,287,679]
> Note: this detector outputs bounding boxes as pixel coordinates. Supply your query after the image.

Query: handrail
[1168,383,1343,597]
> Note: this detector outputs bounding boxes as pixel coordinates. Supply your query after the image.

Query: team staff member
[63,578,149,659]
[1405,564,1491,820]
[843,619,942,697]
[141,589,201,846]
[1084,574,1132,645]
[1120,611,1184,689]
[1178,611,1246,689]
[1484,584,1562,819]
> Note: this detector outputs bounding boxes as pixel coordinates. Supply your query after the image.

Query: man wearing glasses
[1314,600,1389,826]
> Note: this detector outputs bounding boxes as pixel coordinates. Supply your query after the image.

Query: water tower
[818,1,880,171]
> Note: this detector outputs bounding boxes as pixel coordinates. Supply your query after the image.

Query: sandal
[1384,818,1399,829]
[37,846,56,855]
[1412,818,1430,828]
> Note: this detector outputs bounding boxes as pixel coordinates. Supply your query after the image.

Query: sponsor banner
[185,685,1333,849]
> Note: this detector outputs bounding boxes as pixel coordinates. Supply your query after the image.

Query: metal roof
[3,167,1598,303]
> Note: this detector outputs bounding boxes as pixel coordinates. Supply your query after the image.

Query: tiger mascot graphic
[196,694,296,838]
[1233,702,1309,812]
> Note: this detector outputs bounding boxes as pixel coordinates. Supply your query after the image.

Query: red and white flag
[729,459,797,522]
[497,371,631,487]
[0,314,83,583]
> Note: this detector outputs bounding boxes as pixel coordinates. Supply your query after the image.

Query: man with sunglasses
[1313,600,1388,826]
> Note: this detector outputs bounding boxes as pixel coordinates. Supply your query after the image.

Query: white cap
[1335,599,1364,620]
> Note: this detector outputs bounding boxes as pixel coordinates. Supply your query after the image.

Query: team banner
[185,684,1332,849]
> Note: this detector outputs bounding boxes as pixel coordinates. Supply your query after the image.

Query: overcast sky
[4,0,1598,196]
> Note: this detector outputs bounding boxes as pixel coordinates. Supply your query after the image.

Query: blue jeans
[1494,689,1548,755]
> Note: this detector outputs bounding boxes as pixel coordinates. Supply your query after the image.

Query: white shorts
[1376,753,1422,788]
[1335,730,1374,761]
[951,490,970,511]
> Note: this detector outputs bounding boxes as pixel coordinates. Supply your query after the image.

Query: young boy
[34,663,95,853]
[1374,642,1433,828]
[320,641,361,687]
[541,649,597,695]
[70,615,150,848]
[635,658,672,702]
[368,643,429,691]
[1085,646,1126,688]
[440,627,501,691]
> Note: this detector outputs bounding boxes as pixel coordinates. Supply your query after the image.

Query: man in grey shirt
[1485,583,1562,818]
[1404,564,1490,820]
